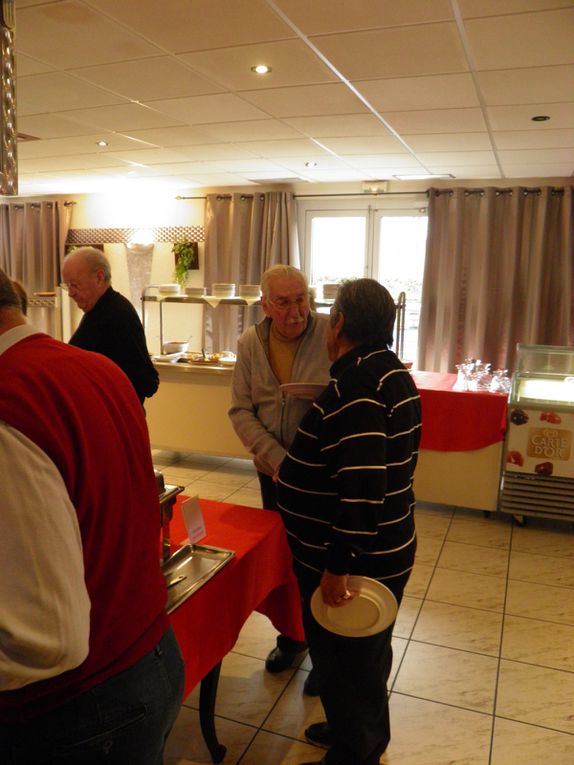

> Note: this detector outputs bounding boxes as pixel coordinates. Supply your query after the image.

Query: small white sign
[181,495,206,544]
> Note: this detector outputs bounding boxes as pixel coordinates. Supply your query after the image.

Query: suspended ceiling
[13,0,574,194]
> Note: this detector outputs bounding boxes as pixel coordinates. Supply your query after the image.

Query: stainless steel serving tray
[162,543,235,614]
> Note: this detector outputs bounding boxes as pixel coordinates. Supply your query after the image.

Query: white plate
[280,382,326,400]
[310,576,397,637]
[152,352,183,363]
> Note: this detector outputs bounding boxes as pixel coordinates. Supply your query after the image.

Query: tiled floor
[154,450,574,765]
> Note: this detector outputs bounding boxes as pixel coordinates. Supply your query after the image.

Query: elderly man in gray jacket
[229,265,330,687]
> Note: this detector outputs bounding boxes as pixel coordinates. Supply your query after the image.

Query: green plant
[172,241,199,286]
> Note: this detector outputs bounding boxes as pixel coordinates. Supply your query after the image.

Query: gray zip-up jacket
[229,313,331,476]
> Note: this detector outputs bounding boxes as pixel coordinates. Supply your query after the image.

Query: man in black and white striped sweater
[277,278,421,765]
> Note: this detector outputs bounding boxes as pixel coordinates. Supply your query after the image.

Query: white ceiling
[13,0,574,194]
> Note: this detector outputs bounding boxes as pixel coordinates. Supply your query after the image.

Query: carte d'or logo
[527,428,571,461]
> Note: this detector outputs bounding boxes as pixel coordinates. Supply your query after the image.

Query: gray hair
[331,278,396,348]
[0,268,23,311]
[261,264,307,299]
[64,247,111,282]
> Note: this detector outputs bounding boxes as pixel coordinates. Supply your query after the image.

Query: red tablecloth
[168,498,304,696]
[411,371,507,452]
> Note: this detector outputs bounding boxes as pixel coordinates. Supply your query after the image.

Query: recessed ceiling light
[96,140,108,147]
[305,161,317,168]
[251,64,271,75]
[393,173,455,180]
[531,115,550,122]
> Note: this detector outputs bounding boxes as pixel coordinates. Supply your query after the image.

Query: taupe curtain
[203,191,299,352]
[418,186,573,373]
[0,200,73,291]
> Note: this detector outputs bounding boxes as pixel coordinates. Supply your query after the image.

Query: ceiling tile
[180,40,336,91]
[16,1,162,67]
[197,120,303,142]
[69,57,225,101]
[418,151,498,166]
[317,136,408,154]
[498,148,574,164]
[18,132,156,158]
[404,133,493,151]
[174,145,262,161]
[88,0,295,52]
[19,153,125,171]
[232,138,332,158]
[273,0,453,34]
[16,53,54,77]
[459,0,574,17]
[487,103,574,131]
[343,155,424,169]
[282,114,386,138]
[239,83,366,117]
[355,73,479,111]
[18,72,124,115]
[57,103,183,132]
[476,65,574,106]
[310,22,468,80]
[18,113,97,140]
[466,8,574,70]
[145,94,270,124]
[428,164,502,179]
[296,168,370,182]
[497,162,573,178]
[493,129,574,150]
[118,126,216,147]
[382,108,487,134]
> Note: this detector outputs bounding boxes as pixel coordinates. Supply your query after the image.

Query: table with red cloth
[166,497,304,762]
[409,371,508,510]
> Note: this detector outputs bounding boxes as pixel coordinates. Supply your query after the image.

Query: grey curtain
[418,186,573,373]
[0,200,73,291]
[203,191,299,353]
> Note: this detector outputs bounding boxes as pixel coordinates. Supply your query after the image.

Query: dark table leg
[199,660,227,763]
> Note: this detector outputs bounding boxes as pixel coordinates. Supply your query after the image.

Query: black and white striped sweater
[277,345,422,600]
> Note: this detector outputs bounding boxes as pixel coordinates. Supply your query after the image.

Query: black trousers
[257,471,307,652]
[301,587,394,765]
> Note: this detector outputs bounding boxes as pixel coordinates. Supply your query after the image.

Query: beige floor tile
[496,659,574,733]
[506,579,574,625]
[437,540,509,578]
[175,454,229,469]
[189,469,254,489]
[394,641,498,713]
[502,614,574,672]
[511,522,574,558]
[185,652,295,728]
[182,479,239,501]
[491,717,574,765]
[446,513,512,549]
[393,595,423,639]
[414,512,452,539]
[389,636,408,687]
[412,600,503,656]
[263,669,326,740]
[385,694,491,765]
[509,550,574,588]
[164,705,256,765]
[225,487,264,508]
[216,458,257,473]
[414,535,444,566]
[152,448,181,466]
[403,563,434,598]
[232,611,279,661]
[162,466,212,483]
[427,567,507,612]
[240,730,325,765]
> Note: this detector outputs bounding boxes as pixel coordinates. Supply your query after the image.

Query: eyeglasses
[267,295,308,311]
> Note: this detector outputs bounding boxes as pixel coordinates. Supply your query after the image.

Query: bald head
[62,247,111,313]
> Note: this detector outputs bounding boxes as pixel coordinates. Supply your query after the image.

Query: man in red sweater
[0,269,184,763]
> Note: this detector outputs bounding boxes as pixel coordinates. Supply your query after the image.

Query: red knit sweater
[0,334,169,721]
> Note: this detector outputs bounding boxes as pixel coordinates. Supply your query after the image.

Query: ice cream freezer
[499,344,574,522]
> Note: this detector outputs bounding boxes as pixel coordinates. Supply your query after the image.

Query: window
[298,197,428,366]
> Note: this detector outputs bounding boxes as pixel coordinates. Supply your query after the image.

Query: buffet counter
[147,364,508,511]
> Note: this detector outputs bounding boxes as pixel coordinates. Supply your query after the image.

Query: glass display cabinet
[499,344,574,522]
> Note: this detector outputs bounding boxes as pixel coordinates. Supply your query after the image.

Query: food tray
[162,543,235,613]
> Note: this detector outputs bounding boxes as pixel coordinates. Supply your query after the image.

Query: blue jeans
[0,626,185,765]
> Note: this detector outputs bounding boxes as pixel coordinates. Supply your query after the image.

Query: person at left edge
[0,268,184,764]
[62,246,159,405]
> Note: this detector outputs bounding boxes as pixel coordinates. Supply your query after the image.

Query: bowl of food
[162,340,189,354]
[212,283,236,298]
[158,283,181,295]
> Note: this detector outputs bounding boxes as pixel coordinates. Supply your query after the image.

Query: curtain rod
[0,200,76,208]
[175,190,426,200]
